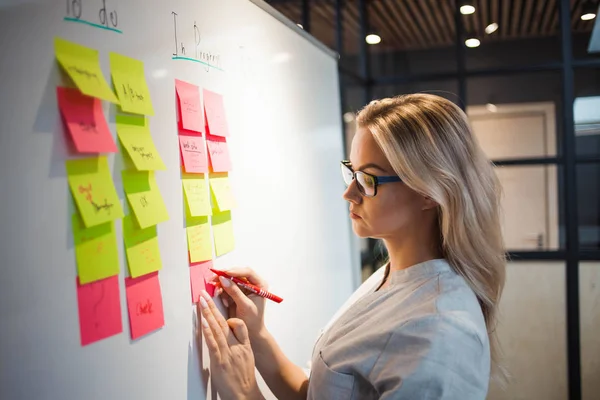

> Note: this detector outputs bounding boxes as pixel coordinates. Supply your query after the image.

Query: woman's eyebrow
[356,163,386,172]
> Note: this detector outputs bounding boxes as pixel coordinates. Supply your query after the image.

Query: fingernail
[219,276,231,288]
[201,317,208,328]
[199,296,208,309]
[222,297,229,307]
[201,290,211,299]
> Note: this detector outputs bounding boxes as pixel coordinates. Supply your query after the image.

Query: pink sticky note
[57,87,118,153]
[179,135,208,173]
[175,80,203,133]
[206,134,232,172]
[203,89,230,137]
[190,260,215,303]
[125,272,165,340]
[76,276,123,346]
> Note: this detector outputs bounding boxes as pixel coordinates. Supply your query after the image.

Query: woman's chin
[351,221,371,238]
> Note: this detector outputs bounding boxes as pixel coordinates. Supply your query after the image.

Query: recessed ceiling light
[365,33,381,45]
[485,23,499,34]
[465,38,480,48]
[581,12,596,20]
[486,103,498,112]
[460,2,476,15]
[581,2,597,20]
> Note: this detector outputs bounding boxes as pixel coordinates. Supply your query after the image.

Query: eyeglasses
[340,160,402,197]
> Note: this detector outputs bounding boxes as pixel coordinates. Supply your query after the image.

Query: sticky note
[116,115,166,170]
[77,276,123,346]
[110,52,154,115]
[123,215,162,278]
[206,134,232,172]
[66,156,124,227]
[54,37,119,103]
[190,260,215,302]
[57,87,117,153]
[210,175,236,212]
[203,89,230,137]
[183,177,212,217]
[179,136,208,173]
[72,213,120,284]
[212,210,234,256]
[186,216,213,263]
[175,80,203,133]
[122,171,169,229]
[125,272,165,340]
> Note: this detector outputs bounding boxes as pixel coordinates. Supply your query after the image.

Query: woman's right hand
[209,267,268,342]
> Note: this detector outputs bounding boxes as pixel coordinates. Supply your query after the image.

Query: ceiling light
[343,112,355,123]
[460,1,476,15]
[581,2,597,20]
[366,33,381,45]
[485,23,499,34]
[465,38,480,48]
[486,103,498,112]
[581,12,596,20]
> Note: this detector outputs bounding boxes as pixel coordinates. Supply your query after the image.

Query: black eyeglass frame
[341,160,403,197]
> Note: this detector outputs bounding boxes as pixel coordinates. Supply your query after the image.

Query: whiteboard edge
[248,0,340,60]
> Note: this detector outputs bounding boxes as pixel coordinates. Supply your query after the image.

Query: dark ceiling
[266,0,596,53]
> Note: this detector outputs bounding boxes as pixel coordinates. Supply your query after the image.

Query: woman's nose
[342,180,362,204]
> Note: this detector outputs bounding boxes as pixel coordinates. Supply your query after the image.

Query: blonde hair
[356,94,506,382]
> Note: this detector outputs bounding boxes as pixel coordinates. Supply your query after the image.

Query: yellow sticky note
[122,170,169,229]
[110,52,154,115]
[183,177,212,217]
[123,215,162,278]
[212,211,234,256]
[72,213,120,284]
[54,37,119,103]
[66,156,124,227]
[209,175,236,212]
[116,115,166,170]
[186,216,213,263]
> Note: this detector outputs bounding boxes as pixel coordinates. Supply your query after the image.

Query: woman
[196,94,506,399]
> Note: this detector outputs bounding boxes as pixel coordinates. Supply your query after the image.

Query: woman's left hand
[197,290,264,400]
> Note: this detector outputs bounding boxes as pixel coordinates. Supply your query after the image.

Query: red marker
[210,268,283,303]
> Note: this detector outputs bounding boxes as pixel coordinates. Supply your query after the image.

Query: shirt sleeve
[369,313,489,400]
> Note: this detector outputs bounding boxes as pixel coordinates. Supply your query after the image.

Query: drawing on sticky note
[66,156,124,227]
[76,275,123,346]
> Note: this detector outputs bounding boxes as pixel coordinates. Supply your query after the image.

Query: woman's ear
[421,196,438,211]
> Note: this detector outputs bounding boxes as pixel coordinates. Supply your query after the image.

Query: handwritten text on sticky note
[203,89,229,137]
[57,87,117,153]
[125,272,165,340]
[179,136,208,173]
[116,115,166,171]
[55,37,119,103]
[175,80,203,133]
[110,52,154,115]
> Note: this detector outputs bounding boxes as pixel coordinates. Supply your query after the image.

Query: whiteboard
[0,1,359,399]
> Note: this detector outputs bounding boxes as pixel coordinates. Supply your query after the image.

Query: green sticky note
[186,216,213,263]
[54,37,119,103]
[116,115,166,171]
[122,170,169,229]
[212,210,234,256]
[72,213,120,284]
[110,52,154,115]
[209,175,236,212]
[66,156,124,227]
[123,215,162,278]
[183,177,212,217]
